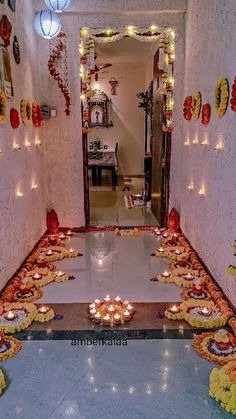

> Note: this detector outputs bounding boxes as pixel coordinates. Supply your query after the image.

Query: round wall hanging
[20,99,32,126]
[0,90,7,125]
[183,96,192,120]
[192,91,202,120]
[13,35,20,64]
[201,104,211,125]
[32,102,42,128]
[214,78,229,117]
[10,108,20,128]
[0,14,12,47]
[230,76,236,112]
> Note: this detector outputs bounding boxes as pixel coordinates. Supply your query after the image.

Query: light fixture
[34,10,61,39]
[44,0,71,13]
[184,139,190,146]
[32,183,38,191]
[187,184,194,191]
[214,142,223,151]
[13,143,21,151]
[193,137,199,144]
[198,187,205,196]
[16,188,24,198]
[201,138,208,146]
[25,141,32,149]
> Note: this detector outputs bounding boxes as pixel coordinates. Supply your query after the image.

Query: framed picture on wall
[88,92,113,128]
[8,0,16,11]
[0,46,14,97]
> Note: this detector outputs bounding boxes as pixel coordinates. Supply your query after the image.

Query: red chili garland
[48,32,71,116]
[201,103,211,125]
[183,96,192,120]
[230,76,236,112]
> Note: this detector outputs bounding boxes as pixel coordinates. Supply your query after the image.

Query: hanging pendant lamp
[34,9,62,39]
[44,0,71,13]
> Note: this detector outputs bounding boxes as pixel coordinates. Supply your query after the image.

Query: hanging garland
[230,76,236,112]
[183,96,192,120]
[0,89,7,124]
[20,99,32,126]
[191,91,202,120]
[10,108,20,128]
[32,102,42,128]
[48,32,71,116]
[214,78,229,117]
[201,103,211,125]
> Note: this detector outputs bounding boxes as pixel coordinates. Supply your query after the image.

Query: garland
[209,361,236,415]
[214,78,229,117]
[201,103,211,125]
[194,331,236,366]
[183,96,192,120]
[191,91,201,120]
[114,228,140,237]
[0,90,7,124]
[35,307,55,323]
[230,76,236,112]
[0,369,6,396]
[0,302,37,333]
[32,102,42,128]
[0,334,22,362]
[20,99,32,126]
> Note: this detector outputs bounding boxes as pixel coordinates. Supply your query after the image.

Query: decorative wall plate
[201,103,211,125]
[183,96,192,120]
[32,102,42,128]
[191,91,202,120]
[13,35,20,64]
[10,108,20,128]
[20,99,32,126]
[214,78,229,117]
[230,76,236,112]
[0,15,12,47]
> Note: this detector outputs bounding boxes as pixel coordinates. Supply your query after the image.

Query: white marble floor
[39,232,182,304]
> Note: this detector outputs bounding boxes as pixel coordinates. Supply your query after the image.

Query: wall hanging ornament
[34,10,61,40]
[0,15,12,47]
[0,89,7,124]
[8,0,16,12]
[109,78,119,95]
[20,99,32,126]
[13,35,20,64]
[48,32,71,115]
[32,102,42,128]
[183,96,192,120]
[44,0,71,13]
[214,78,229,117]
[230,76,236,112]
[201,103,211,125]
[191,91,201,120]
[10,108,20,128]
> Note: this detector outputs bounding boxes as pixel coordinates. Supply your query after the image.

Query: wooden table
[88,149,118,187]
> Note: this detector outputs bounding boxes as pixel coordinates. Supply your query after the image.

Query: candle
[94,312,101,324]
[89,303,96,310]
[174,249,181,255]
[127,304,134,314]
[170,304,179,313]
[162,271,170,277]
[184,273,193,280]
[89,308,97,318]
[108,305,115,314]
[104,295,111,303]
[201,307,211,316]
[158,247,164,253]
[5,310,18,321]
[59,233,66,240]
[114,313,121,325]
[124,310,131,321]
[103,314,111,325]
[114,296,122,304]
[33,273,42,280]
[94,299,101,307]
[46,250,53,256]
[57,271,65,277]
[163,233,168,238]
[66,230,73,237]
[173,233,178,238]
[122,300,129,307]
[38,306,49,314]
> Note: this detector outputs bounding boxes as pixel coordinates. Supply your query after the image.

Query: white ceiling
[95,37,157,65]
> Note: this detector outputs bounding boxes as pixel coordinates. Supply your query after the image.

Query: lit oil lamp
[94,299,101,307]
[124,310,131,321]
[162,233,168,238]
[33,273,42,280]
[46,249,54,256]
[56,271,65,277]
[214,329,231,351]
[69,248,75,253]
[5,310,18,321]
[94,312,101,324]
[89,303,96,310]
[89,308,97,319]
[104,295,111,303]
[158,247,165,253]
[200,306,211,316]
[122,300,129,307]
[174,249,181,255]
[114,313,121,325]
[154,229,161,236]
[183,273,194,281]
[114,296,122,304]
[65,230,73,237]
[59,233,66,240]
[127,304,134,314]
[192,278,203,296]
[108,305,115,314]
[38,306,49,314]
[170,304,180,313]
[103,313,111,326]
[161,271,170,278]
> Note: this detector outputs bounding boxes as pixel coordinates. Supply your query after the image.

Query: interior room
[0,1,236,418]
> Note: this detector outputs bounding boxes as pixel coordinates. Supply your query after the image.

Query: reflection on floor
[1,340,233,419]
[89,176,158,226]
[37,232,182,304]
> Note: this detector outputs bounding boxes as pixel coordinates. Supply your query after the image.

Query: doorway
[80,27,175,228]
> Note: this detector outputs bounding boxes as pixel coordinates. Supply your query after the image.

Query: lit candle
[124,310,131,321]
[94,312,101,324]
[59,233,66,240]
[46,250,53,256]
[103,313,111,325]
[104,295,111,303]
[127,304,134,314]
[162,271,170,277]
[94,299,101,307]
[5,310,17,321]
[122,300,129,307]
[69,248,75,253]
[57,271,65,277]
[162,233,168,238]
[38,306,49,314]
[108,305,115,314]
[66,230,73,236]
[173,233,178,238]
[89,303,96,310]
[174,249,181,255]
[201,307,211,316]
[114,296,122,304]
[114,313,121,325]
[158,247,164,253]
[33,273,42,280]
[170,304,179,313]
[184,273,193,280]
[89,308,97,318]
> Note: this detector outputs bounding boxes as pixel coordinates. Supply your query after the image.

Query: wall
[0,1,46,289]
[88,63,145,175]
[174,0,236,304]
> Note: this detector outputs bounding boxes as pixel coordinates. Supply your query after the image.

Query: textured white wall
[0,1,46,289]
[175,0,236,304]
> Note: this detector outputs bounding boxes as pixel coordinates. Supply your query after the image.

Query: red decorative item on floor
[167,208,180,233]
[47,210,60,235]
[183,96,192,120]
[201,103,211,125]
[32,102,42,128]
[48,32,71,116]
[230,76,236,112]
[10,108,20,129]
[0,15,12,47]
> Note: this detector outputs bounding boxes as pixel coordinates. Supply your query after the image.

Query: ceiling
[95,37,157,65]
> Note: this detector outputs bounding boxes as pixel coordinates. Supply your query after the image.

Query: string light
[187,184,194,191]
[31,183,38,191]
[184,139,190,146]
[16,188,24,198]
[201,138,208,146]
[214,142,223,151]
[192,137,199,144]
[198,187,205,196]
[13,143,21,151]
[25,141,32,149]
